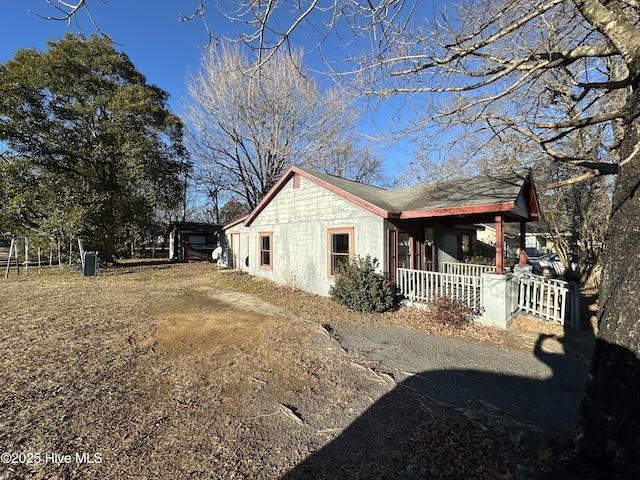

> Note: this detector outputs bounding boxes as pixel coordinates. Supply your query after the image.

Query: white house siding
[228,175,386,296]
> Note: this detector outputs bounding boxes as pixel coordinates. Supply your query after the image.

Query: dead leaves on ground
[0,263,545,479]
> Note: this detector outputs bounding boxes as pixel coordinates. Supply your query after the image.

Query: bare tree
[465,61,616,289]
[541,165,611,285]
[182,43,380,211]
[31,0,640,475]
[305,141,383,184]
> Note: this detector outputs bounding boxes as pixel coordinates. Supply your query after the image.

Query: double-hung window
[259,232,272,268]
[328,227,354,276]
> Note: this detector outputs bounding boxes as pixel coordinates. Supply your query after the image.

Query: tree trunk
[573,85,640,478]
[103,234,115,264]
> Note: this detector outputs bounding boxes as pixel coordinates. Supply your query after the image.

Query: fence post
[478,272,518,329]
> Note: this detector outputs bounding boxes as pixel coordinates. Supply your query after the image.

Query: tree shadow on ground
[282,328,596,479]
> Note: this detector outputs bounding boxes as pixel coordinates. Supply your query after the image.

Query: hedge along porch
[221,167,541,327]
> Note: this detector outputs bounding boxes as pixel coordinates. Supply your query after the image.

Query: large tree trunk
[573,86,640,478]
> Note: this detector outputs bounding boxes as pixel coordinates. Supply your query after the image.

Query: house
[167,222,223,262]
[222,167,540,301]
[477,222,551,258]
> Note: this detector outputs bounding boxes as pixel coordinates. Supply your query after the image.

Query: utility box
[83,252,98,276]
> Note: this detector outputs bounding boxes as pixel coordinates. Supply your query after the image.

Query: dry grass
[209,268,584,353]
[0,262,551,479]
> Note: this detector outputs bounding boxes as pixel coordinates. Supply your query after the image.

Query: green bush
[329,255,395,313]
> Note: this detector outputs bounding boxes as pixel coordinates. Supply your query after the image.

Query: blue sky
[1,1,417,180]
[1,1,222,109]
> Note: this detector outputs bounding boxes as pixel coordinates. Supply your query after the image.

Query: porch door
[388,228,422,283]
[398,232,411,269]
[389,229,418,268]
[424,227,435,271]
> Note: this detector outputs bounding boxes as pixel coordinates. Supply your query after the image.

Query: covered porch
[387,171,542,328]
[387,216,535,276]
[388,212,540,279]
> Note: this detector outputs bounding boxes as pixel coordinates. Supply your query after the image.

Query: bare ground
[0,262,591,479]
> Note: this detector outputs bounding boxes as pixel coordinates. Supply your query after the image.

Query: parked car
[528,253,579,279]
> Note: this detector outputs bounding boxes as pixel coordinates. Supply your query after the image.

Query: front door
[389,227,430,283]
[398,232,411,269]
[388,229,413,285]
[424,227,435,271]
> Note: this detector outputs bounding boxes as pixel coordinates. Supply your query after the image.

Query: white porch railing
[517,273,580,327]
[397,267,482,312]
[443,261,495,277]
[397,266,581,328]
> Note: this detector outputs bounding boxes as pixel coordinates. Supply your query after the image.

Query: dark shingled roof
[241,166,539,227]
[168,222,223,234]
[382,173,528,212]
[295,167,529,214]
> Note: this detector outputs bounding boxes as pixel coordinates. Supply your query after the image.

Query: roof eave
[301,173,392,218]
[399,202,518,219]
[243,168,298,227]
[223,215,248,230]
[526,173,542,222]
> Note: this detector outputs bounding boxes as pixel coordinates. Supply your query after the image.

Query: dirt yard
[0,262,587,479]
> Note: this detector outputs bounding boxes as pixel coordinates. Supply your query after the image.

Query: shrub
[329,255,395,313]
[427,296,475,330]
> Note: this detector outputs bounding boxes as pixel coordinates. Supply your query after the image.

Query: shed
[168,222,223,262]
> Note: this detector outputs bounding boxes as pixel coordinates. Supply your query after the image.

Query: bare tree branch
[536,110,624,128]
[545,170,599,189]
[182,43,380,210]
[178,1,217,48]
[30,0,110,38]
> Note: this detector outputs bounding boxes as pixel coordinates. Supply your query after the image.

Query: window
[328,227,354,276]
[259,232,272,268]
[459,233,471,260]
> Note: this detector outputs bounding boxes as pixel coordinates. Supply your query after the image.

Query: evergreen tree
[0,33,188,261]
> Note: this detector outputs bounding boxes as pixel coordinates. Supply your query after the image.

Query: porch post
[519,221,527,266]
[495,214,505,274]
